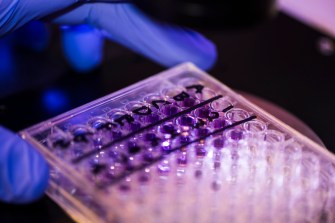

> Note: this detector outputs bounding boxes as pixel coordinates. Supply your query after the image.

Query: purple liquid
[193,128,209,137]
[195,170,202,178]
[138,173,150,183]
[111,131,122,140]
[230,130,243,141]
[213,138,225,149]
[194,107,210,119]
[144,114,160,123]
[160,123,176,134]
[128,142,141,154]
[214,161,221,169]
[177,153,188,166]
[195,146,207,157]
[178,135,190,145]
[177,115,195,127]
[127,122,141,132]
[144,133,158,142]
[119,184,131,191]
[161,105,180,116]
[142,152,154,163]
[177,97,197,108]
[212,119,226,129]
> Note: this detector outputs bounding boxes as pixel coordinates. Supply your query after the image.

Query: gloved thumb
[0,126,49,204]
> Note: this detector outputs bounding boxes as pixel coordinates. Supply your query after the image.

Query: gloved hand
[0,126,49,204]
[0,1,217,204]
[1,1,217,71]
[56,3,216,71]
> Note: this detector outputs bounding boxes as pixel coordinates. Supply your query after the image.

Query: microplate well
[20,63,335,223]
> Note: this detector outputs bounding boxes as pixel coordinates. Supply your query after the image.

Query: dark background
[0,11,335,223]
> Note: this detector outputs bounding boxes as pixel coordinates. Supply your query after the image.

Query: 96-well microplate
[20,63,335,223]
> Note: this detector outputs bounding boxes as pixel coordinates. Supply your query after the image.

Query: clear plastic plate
[20,62,335,223]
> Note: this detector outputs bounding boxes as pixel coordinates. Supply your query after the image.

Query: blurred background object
[132,0,277,29]
[279,0,335,38]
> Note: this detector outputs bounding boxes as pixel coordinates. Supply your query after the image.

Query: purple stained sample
[177,154,188,166]
[178,135,190,145]
[194,107,210,119]
[213,137,225,149]
[128,142,141,154]
[193,128,209,138]
[177,115,195,127]
[138,173,150,183]
[125,163,136,171]
[212,118,226,129]
[177,97,197,108]
[144,133,160,146]
[142,152,154,163]
[116,153,129,164]
[230,130,243,141]
[195,145,207,157]
[143,147,162,163]
[111,131,122,140]
[161,104,180,116]
[119,183,131,192]
[91,163,107,175]
[103,170,116,181]
[195,170,202,178]
[214,161,221,169]
[125,121,141,132]
[194,118,206,128]
[143,113,160,124]
[144,133,157,141]
[160,123,176,135]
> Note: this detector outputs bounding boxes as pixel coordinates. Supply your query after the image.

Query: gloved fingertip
[195,44,217,71]
[155,25,218,70]
[61,25,104,73]
[0,127,50,204]
[179,29,218,71]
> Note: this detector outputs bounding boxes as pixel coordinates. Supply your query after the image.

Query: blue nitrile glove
[0,126,49,204]
[0,1,217,204]
[1,1,216,72]
[56,3,216,71]
[0,0,77,36]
